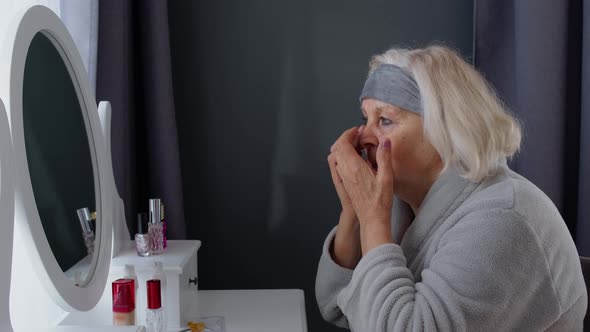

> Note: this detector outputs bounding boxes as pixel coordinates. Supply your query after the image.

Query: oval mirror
[23,31,97,283]
[2,5,113,311]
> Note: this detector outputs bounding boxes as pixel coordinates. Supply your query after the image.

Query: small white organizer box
[111,240,201,328]
[60,240,201,329]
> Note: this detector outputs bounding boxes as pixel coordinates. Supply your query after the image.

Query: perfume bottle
[149,199,164,255]
[161,203,167,249]
[123,264,139,293]
[146,279,166,332]
[76,207,95,256]
[135,212,150,256]
[152,261,167,306]
[112,278,136,326]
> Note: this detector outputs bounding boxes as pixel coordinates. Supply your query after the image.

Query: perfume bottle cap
[76,207,92,233]
[112,279,135,313]
[137,212,148,234]
[149,198,162,225]
[146,279,162,309]
[124,264,136,277]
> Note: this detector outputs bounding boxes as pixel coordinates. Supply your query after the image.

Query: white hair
[369,45,522,182]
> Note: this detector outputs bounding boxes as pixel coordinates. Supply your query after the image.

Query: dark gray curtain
[474,0,590,255]
[96,0,186,239]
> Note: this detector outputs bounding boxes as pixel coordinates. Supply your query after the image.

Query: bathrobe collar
[392,167,479,265]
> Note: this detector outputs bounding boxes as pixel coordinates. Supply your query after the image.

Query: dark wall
[168,1,473,331]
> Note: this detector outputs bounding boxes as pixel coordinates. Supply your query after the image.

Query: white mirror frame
[98,101,131,258]
[0,5,113,311]
[0,98,15,331]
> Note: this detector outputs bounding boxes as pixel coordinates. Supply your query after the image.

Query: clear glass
[162,219,167,249]
[152,261,167,320]
[161,203,167,249]
[148,222,163,255]
[146,307,166,332]
[135,233,150,257]
[123,264,139,293]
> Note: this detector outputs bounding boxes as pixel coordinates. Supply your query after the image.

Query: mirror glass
[22,32,97,284]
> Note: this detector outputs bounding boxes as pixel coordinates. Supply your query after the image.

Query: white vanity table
[62,290,307,332]
[0,5,308,332]
[59,240,307,332]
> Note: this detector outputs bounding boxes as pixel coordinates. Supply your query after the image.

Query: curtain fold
[96,0,186,239]
[576,2,590,256]
[474,0,589,254]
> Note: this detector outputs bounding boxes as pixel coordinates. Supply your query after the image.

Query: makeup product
[135,212,150,257]
[161,202,167,249]
[123,264,139,293]
[76,207,95,256]
[152,261,167,310]
[146,279,166,332]
[112,278,136,326]
[148,199,164,255]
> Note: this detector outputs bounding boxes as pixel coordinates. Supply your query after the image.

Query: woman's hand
[327,127,364,269]
[327,126,363,217]
[331,127,395,254]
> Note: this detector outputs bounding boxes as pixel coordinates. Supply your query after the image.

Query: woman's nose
[359,123,379,149]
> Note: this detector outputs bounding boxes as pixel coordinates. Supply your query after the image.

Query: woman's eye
[379,117,393,126]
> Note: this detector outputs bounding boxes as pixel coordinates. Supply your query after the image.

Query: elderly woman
[316,46,587,331]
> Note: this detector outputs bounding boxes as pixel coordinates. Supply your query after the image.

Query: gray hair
[369,45,521,182]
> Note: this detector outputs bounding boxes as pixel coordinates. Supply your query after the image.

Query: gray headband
[359,64,422,114]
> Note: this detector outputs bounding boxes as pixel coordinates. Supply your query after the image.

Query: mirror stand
[0,99,14,332]
[97,101,131,258]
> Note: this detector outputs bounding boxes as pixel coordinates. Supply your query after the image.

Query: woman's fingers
[334,145,369,185]
[328,152,357,212]
[376,135,393,189]
[327,153,342,184]
[331,126,362,153]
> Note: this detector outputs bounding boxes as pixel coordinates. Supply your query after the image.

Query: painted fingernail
[383,138,391,149]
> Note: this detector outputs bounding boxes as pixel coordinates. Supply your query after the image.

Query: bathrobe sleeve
[315,226,354,329]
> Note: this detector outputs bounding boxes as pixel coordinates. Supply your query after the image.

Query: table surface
[60,289,308,332]
[187,289,308,332]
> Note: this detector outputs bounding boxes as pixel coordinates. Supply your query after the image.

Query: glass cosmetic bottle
[112,278,136,326]
[152,261,167,305]
[161,202,167,249]
[146,279,166,332]
[135,212,150,256]
[76,207,95,256]
[148,199,164,255]
[123,264,139,293]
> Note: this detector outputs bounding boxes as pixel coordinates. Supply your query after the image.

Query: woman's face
[360,98,442,196]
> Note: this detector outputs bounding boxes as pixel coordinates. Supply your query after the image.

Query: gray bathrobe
[315,165,587,331]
